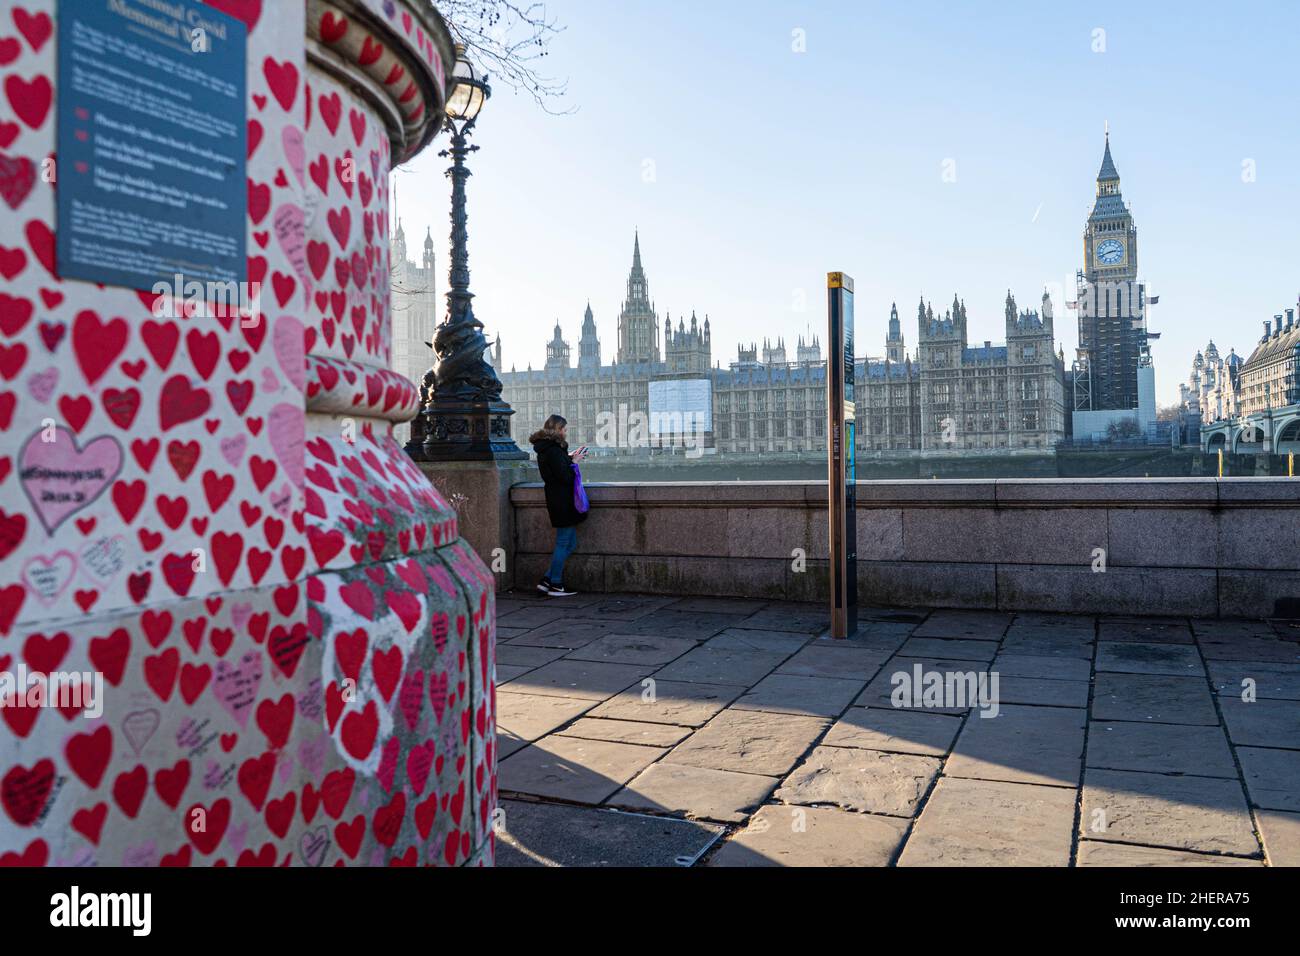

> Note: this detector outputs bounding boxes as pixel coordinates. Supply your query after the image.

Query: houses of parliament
[494,228,1067,455]
[489,136,1183,456]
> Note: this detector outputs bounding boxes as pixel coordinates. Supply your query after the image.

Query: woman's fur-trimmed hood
[529,428,567,449]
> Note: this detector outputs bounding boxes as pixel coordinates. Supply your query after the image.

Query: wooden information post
[827,272,858,638]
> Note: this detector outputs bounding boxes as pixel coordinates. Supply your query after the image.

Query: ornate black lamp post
[408,45,526,462]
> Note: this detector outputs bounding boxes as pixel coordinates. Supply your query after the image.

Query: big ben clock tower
[1075,131,1152,417]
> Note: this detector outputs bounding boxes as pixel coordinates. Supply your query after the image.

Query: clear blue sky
[396,0,1300,405]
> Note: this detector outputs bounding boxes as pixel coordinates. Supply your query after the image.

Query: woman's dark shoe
[536,577,553,594]
[546,583,577,597]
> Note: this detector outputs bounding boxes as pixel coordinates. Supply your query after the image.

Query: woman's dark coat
[532,436,587,529]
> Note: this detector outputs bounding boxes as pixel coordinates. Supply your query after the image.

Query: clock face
[1096,238,1125,265]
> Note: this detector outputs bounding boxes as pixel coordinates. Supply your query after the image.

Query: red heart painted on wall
[1,759,55,825]
[0,153,35,210]
[159,375,212,431]
[185,798,231,855]
[262,58,298,112]
[14,8,53,51]
[4,74,51,129]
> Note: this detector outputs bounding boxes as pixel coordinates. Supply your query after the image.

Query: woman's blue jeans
[547,526,578,584]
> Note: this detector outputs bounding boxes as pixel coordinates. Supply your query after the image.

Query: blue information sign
[56,0,247,292]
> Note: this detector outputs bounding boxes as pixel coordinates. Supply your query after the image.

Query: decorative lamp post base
[417,400,528,461]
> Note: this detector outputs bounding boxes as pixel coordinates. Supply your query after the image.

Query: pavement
[491,592,1300,867]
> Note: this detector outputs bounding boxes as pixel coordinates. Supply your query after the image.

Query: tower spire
[632,230,642,270]
[1097,128,1119,183]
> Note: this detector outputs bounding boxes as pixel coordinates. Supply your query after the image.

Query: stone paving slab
[859,606,929,625]
[1218,696,1300,748]
[665,709,830,776]
[563,633,698,666]
[504,659,656,700]
[497,644,570,668]
[897,637,1000,662]
[1207,660,1300,700]
[1256,810,1300,866]
[1198,635,1300,663]
[739,606,831,634]
[847,621,919,649]
[997,676,1090,708]
[1095,641,1205,677]
[557,717,694,748]
[498,733,531,760]
[1087,721,1238,778]
[496,605,575,629]
[497,664,535,684]
[1075,841,1262,867]
[855,657,992,713]
[1091,673,1219,726]
[732,673,865,718]
[652,643,789,685]
[708,627,813,653]
[577,596,679,621]
[506,619,622,649]
[913,610,1012,641]
[1192,619,1281,641]
[1236,746,1300,811]
[898,777,1077,866]
[663,596,769,615]
[496,799,723,867]
[823,707,963,757]
[1012,612,1098,630]
[615,610,750,640]
[991,652,1092,682]
[707,804,909,867]
[1273,620,1300,642]
[587,679,745,727]
[775,745,941,817]
[609,762,778,823]
[1098,618,1194,644]
[499,735,667,804]
[1080,768,1260,857]
[1000,627,1095,660]
[946,704,1085,787]
[497,692,595,746]
[775,643,891,680]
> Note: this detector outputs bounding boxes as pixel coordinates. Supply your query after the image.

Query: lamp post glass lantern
[409,45,525,461]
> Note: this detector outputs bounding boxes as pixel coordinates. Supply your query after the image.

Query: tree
[1106,418,1143,441]
[437,1,570,112]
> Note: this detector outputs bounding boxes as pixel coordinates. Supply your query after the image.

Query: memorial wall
[0,0,497,867]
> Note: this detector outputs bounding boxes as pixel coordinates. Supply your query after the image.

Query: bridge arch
[1276,416,1300,454]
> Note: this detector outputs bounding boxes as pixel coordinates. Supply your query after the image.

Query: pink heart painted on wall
[213,652,263,728]
[268,403,304,488]
[22,550,77,604]
[273,204,311,302]
[220,434,248,467]
[272,315,305,392]
[19,428,123,534]
[281,126,306,186]
[27,367,57,403]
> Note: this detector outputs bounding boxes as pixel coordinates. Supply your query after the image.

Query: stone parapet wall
[509,479,1299,618]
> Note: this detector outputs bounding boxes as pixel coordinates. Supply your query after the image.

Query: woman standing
[529,415,588,596]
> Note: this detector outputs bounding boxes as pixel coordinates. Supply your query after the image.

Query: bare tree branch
[434,1,573,114]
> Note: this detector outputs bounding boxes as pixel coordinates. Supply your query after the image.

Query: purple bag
[572,462,590,514]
